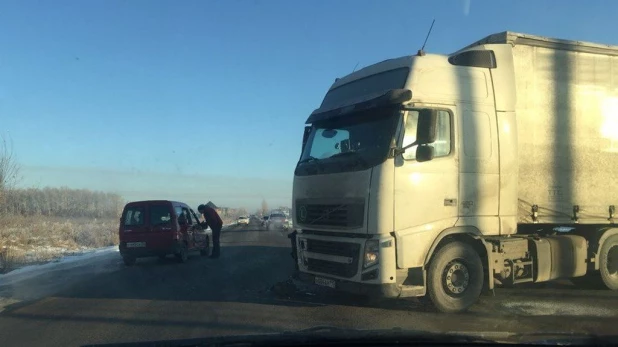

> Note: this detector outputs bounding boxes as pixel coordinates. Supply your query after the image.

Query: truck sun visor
[306,88,412,124]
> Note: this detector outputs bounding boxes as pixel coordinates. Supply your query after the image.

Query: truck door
[393,107,459,265]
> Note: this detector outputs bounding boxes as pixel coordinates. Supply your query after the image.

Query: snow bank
[0,246,118,285]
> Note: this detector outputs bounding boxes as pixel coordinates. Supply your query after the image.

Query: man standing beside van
[198,203,223,258]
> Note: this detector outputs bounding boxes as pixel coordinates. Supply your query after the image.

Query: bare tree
[0,136,20,205]
[261,199,268,215]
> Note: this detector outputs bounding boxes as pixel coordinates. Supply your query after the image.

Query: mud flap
[473,236,495,296]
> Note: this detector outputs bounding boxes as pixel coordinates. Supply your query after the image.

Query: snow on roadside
[0,246,119,285]
[1,225,234,285]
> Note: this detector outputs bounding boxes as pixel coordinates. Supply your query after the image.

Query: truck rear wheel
[427,241,483,313]
[599,235,618,290]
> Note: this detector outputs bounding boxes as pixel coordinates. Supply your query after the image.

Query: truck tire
[427,241,484,313]
[176,244,188,263]
[599,235,618,290]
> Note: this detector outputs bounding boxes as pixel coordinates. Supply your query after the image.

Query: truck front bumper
[297,272,400,298]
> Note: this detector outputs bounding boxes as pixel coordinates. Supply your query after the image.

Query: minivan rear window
[124,207,145,226]
[150,205,172,225]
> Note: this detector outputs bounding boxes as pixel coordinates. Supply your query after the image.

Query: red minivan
[118,200,212,266]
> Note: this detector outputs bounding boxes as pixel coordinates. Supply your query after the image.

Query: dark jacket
[202,206,223,231]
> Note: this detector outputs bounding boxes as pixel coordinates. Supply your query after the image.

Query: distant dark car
[118,200,212,266]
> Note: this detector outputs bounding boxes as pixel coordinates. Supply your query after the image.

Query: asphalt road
[0,220,617,346]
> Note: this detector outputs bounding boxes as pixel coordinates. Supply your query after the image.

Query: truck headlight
[363,239,379,268]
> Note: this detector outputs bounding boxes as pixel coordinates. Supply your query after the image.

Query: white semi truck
[292,31,618,313]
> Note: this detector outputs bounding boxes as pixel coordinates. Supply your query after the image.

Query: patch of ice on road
[0,246,118,285]
[500,300,615,317]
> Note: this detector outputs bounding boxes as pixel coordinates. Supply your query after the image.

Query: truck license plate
[315,277,336,288]
[126,242,146,248]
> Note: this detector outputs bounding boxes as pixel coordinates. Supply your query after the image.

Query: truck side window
[402,109,451,160]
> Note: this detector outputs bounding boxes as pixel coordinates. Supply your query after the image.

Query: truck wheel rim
[442,260,470,296]
[607,245,618,277]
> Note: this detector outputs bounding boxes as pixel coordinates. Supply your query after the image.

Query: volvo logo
[299,205,308,222]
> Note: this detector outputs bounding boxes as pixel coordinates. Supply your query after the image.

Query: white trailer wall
[513,43,618,223]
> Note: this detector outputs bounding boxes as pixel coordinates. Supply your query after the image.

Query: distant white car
[237,216,250,225]
[267,212,287,230]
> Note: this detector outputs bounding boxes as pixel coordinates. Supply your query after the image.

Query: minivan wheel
[200,236,211,256]
[123,255,136,266]
[176,244,188,263]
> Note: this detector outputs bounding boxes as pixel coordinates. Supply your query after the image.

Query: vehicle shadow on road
[4,233,614,339]
[223,223,287,234]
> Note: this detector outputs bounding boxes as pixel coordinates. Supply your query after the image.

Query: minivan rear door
[121,203,175,250]
[121,204,148,234]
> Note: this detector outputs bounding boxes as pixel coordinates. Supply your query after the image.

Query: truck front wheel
[427,241,483,313]
[599,235,618,290]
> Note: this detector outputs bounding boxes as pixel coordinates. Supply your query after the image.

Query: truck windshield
[297,108,398,175]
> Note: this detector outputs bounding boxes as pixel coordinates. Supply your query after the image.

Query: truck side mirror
[416,109,437,145]
[416,145,435,162]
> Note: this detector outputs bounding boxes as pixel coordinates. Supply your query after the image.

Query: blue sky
[1,0,618,210]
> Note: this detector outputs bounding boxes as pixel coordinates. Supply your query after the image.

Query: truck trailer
[292,31,618,313]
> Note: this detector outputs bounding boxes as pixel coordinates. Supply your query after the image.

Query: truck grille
[296,203,364,228]
[306,239,360,278]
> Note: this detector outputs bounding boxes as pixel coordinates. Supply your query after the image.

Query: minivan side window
[124,207,144,226]
[150,205,172,226]
[174,206,183,220]
[190,209,202,224]
[182,207,194,225]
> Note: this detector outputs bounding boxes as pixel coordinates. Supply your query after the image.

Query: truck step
[513,277,534,284]
[399,284,426,298]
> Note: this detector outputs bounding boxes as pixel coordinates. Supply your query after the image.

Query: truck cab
[293,32,618,313]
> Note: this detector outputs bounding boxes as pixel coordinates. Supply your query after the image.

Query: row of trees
[0,137,19,201]
[1,187,124,219]
[0,137,124,219]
